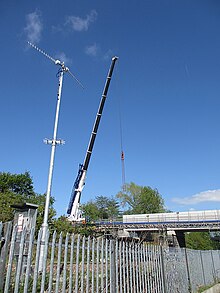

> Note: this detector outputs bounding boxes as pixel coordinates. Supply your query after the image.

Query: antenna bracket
[43,138,65,145]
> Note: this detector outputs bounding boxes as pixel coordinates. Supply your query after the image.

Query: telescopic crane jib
[67,56,118,221]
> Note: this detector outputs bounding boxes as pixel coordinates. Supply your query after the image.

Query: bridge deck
[95,220,220,231]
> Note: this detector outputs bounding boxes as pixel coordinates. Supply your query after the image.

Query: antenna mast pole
[42,71,63,230]
[39,70,65,271]
[27,41,83,271]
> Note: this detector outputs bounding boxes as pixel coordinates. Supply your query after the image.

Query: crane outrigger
[67,56,118,221]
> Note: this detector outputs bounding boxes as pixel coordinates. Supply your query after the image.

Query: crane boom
[67,56,118,221]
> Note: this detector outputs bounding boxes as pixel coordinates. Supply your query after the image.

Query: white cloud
[55,52,72,65]
[66,10,97,32]
[24,10,43,44]
[172,189,220,205]
[85,43,99,56]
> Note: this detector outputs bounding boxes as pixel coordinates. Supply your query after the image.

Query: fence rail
[0,226,220,292]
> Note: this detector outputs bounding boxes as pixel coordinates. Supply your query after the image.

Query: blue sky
[1,0,220,216]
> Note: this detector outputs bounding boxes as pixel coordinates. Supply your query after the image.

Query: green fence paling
[1,226,220,293]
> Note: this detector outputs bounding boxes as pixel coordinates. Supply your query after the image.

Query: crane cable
[119,108,126,192]
[115,64,126,192]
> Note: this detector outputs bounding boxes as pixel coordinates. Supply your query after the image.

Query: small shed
[11,202,38,233]
[11,203,38,256]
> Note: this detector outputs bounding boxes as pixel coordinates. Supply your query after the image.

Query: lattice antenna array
[28,41,57,64]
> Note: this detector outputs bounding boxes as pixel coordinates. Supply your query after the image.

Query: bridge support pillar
[175,231,186,247]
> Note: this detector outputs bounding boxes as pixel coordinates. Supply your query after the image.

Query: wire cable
[116,64,126,192]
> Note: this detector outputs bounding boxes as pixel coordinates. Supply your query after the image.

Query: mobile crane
[67,56,118,221]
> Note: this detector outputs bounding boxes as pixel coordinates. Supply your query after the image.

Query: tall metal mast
[28,42,83,270]
[67,56,118,221]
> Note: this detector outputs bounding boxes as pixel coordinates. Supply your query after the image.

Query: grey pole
[184,248,192,293]
[27,44,79,272]
[200,251,206,286]
[39,69,64,271]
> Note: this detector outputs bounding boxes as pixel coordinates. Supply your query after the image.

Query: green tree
[106,197,120,218]
[52,215,99,237]
[0,191,23,222]
[53,215,74,235]
[81,201,100,221]
[29,193,56,231]
[0,171,56,229]
[81,196,120,221]
[0,172,34,222]
[185,232,219,250]
[96,196,120,219]
[116,182,165,214]
[0,171,35,198]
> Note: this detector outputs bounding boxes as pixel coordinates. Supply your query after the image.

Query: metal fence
[1,226,220,292]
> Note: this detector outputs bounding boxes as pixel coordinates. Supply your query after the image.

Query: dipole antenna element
[27,41,84,88]
[27,41,83,271]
